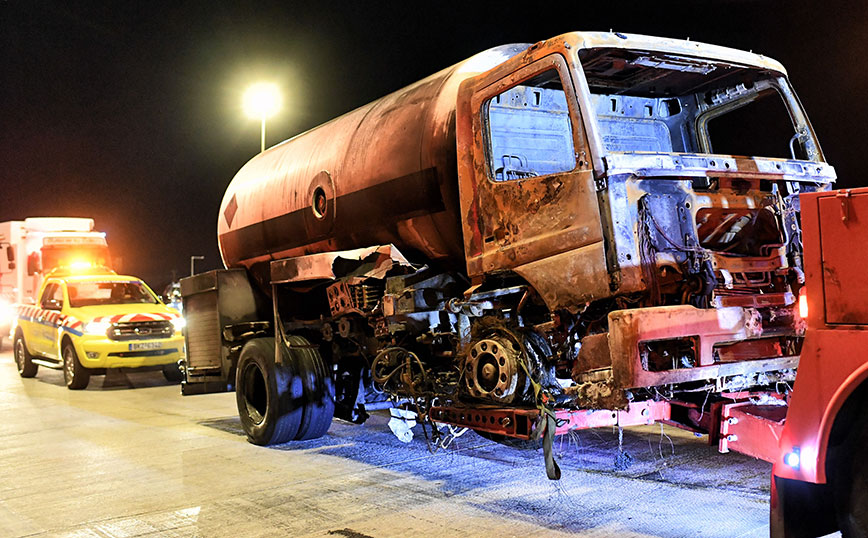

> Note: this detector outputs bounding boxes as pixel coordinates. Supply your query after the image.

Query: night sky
[2,1,865,290]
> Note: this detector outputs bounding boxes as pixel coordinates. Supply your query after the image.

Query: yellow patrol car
[12,270,185,389]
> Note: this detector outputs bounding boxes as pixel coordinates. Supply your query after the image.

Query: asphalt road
[0,349,794,538]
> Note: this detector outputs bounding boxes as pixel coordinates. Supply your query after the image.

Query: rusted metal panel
[429,405,538,438]
[269,245,411,285]
[554,400,671,434]
[817,190,868,324]
[606,304,797,388]
[573,332,610,375]
[603,153,834,184]
[456,46,604,280]
[719,401,787,462]
[512,242,611,312]
[429,400,670,440]
[219,45,531,284]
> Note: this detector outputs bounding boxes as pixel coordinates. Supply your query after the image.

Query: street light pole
[243,82,281,154]
[261,112,266,153]
[190,255,204,276]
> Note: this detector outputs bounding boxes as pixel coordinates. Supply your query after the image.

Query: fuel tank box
[180,269,269,395]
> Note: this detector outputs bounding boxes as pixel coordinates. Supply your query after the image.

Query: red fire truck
[760,188,868,537]
[706,187,868,536]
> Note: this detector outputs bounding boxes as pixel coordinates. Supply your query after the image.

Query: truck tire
[62,341,90,390]
[13,333,38,378]
[283,335,334,441]
[236,337,303,445]
[835,416,868,537]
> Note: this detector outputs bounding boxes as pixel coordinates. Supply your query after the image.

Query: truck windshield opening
[578,47,820,162]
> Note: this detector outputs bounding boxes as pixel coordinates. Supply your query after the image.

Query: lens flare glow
[85,320,112,335]
[798,292,808,319]
[69,260,94,272]
[0,298,14,326]
[784,449,801,469]
[171,316,186,332]
[242,82,281,119]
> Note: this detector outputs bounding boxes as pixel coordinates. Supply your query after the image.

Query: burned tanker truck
[180,32,834,475]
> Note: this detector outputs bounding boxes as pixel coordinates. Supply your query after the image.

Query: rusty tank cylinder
[218,44,529,285]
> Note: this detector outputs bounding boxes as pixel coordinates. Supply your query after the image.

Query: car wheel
[14,333,38,378]
[236,337,303,445]
[62,341,90,390]
[162,362,184,382]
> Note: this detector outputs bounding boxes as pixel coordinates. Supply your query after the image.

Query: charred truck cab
[182,32,834,473]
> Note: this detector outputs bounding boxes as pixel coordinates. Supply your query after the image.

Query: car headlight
[171,317,186,332]
[84,320,112,335]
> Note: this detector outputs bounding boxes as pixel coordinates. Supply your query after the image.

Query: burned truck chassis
[191,172,807,459]
[180,33,838,480]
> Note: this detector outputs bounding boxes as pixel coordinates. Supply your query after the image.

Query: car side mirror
[44,299,63,311]
[27,253,40,276]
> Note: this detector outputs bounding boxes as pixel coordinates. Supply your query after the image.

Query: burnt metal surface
[204,32,841,471]
[817,191,868,324]
[270,245,412,285]
[218,45,531,281]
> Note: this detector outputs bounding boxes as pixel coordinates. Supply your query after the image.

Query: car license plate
[129,342,163,351]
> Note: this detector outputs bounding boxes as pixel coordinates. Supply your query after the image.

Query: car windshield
[67,280,158,307]
[578,47,822,162]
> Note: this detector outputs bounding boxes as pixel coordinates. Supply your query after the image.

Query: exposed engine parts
[372,347,429,397]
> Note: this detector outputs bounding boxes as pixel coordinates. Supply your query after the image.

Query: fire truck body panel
[768,187,868,537]
[774,187,868,484]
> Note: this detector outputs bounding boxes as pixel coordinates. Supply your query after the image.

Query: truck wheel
[162,362,184,382]
[835,418,868,537]
[62,341,90,390]
[13,333,38,378]
[236,337,303,445]
[283,335,334,441]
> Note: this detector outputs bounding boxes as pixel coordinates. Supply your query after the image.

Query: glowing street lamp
[243,82,281,153]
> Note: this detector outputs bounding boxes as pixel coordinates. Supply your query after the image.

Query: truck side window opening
[485,69,577,181]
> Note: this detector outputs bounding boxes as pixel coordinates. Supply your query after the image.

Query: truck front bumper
[607,304,798,389]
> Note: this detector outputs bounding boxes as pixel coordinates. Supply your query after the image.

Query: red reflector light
[798,291,808,319]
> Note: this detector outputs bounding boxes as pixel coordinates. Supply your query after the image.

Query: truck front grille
[108,321,174,340]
